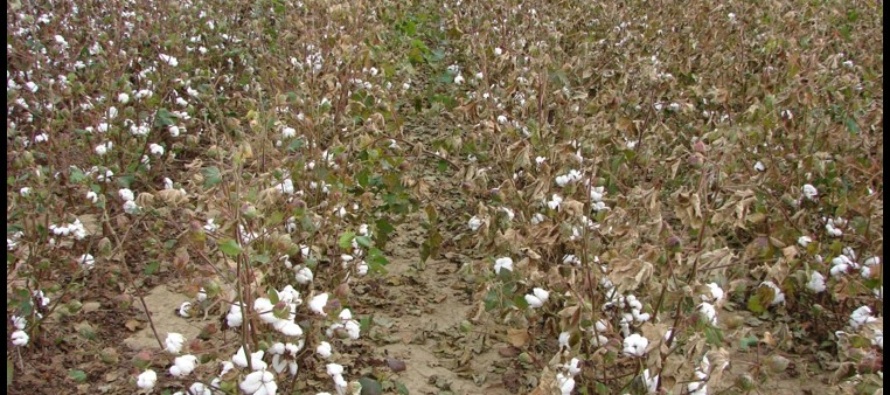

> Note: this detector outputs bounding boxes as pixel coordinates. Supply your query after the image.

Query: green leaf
[144,261,160,276]
[287,138,305,152]
[338,231,356,249]
[251,254,270,264]
[359,377,383,395]
[704,325,724,346]
[739,335,759,351]
[395,381,409,395]
[154,108,175,127]
[355,236,373,249]
[7,358,13,387]
[202,166,223,188]
[68,369,88,383]
[219,239,243,256]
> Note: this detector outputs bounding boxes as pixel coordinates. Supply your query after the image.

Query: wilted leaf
[506,328,530,348]
[386,358,407,373]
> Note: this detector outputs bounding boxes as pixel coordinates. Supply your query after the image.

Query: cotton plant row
[135,282,365,395]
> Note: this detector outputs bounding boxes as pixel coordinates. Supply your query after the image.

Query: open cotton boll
[807,272,826,293]
[704,283,724,303]
[698,303,718,325]
[849,306,878,329]
[169,354,198,377]
[240,370,277,395]
[295,266,314,284]
[309,293,329,315]
[468,216,483,231]
[232,347,267,370]
[226,303,244,327]
[189,382,212,395]
[622,333,649,357]
[136,369,157,390]
[316,341,333,358]
[493,257,514,273]
[802,184,818,201]
[274,320,304,337]
[556,372,575,395]
[11,330,29,346]
[525,288,550,309]
[165,332,185,354]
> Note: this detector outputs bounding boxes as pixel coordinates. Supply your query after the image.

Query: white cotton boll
[699,303,718,325]
[564,358,581,377]
[159,54,179,67]
[11,330,29,346]
[136,369,157,389]
[873,330,883,350]
[494,257,514,273]
[622,333,649,357]
[149,144,165,156]
[86,191,99,203]
[798,236,813,247]
[309,293,328,315]
[282,127,296,138]
[226,303,244,327]
[169,125,181,137]
[344,320,361,339]
[240,370,277,395]
[802,184,818,200]
[558,331,571,350]
[556,372,575,395]
[754,161,766,172]
[494,47,503,56]
[704,283,725,303]
[531,213,547,225]
[295,266,314,284]
[355,260,369,276]
[643,369,659,394]
[169,354,198,377]
[316,341,332,358]
[454,74,465,84]
[326,363,344,377]
[123,200,140,215]
[274,320,304,337]
[196,288,207,302]
[119,188,135,202]
[850,306,877,329]
[165,332,185,354]
[12,316,26,330]
[497,115,508,124]
[254,298,277,324]
[807,272,826,293]
[468,216,482,231]
[547,194,563,210]
[95,141,112,155]
[189,382,212,395]
[525,294,546,309]
[78,254,95,270]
